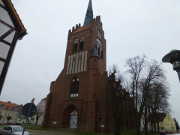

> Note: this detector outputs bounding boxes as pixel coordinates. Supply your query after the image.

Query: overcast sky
[0,0,180,123]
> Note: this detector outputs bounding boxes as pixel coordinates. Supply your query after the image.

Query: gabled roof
[3,0,27,39]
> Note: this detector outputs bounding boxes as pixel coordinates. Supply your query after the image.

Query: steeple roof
[83,0,93,26]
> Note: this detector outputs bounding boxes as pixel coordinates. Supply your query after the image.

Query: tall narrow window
[73,43,77,52]
[73,39,78,52]
[70,77,79,98]
[96,39,103,59]
[80,41,84,50]
[101,50,103,59]
[98,48,100,56]
[80,37,84,50]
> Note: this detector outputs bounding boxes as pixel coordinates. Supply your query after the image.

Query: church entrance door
[70,110,78,129]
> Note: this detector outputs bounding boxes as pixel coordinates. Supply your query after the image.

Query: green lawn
[72,131,159,135]
[72,130,137,135]
[26,126,138,135]
[26,126,46,130]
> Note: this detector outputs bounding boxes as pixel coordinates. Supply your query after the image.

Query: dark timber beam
[0,57,6,63]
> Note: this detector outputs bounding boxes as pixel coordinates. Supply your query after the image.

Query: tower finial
[83,0,93,26]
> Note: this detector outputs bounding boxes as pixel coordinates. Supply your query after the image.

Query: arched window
[70,77,79,98]
[96,39,103,59]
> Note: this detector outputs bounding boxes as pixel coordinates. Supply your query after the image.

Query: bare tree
[106,56,171,135]
[126,55,146,111]
[138,60,170,134]
[126,55,147,135]
[35,107,43,126]
[143,81,170,133]
[126,57,170,135]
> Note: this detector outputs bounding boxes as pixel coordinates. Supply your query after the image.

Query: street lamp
[162,49,180,82]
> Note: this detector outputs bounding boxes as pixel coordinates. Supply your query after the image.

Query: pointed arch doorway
[70,110,78,129]
[63,104,78,129]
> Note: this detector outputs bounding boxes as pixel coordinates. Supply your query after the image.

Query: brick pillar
[86,101,96,132]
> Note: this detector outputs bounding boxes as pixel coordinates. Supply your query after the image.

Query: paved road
[0,127,74,135]
[28,130,74,135]
[29,130,74,135]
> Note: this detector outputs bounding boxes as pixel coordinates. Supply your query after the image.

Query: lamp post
[162,49,180,82]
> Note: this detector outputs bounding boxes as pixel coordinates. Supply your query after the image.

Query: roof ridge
[4,0,27,38]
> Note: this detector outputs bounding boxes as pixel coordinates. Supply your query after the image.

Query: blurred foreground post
[22,98,37,135]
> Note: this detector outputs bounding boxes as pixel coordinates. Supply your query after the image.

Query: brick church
[42,0,136,132]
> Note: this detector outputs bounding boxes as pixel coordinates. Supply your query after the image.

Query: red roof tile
[72,25,91,34]
[0,101,20,112]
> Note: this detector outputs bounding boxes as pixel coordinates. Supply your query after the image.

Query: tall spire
[83,0,93,26]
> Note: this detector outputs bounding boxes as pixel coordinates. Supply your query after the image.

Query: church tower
[42,0,108,132]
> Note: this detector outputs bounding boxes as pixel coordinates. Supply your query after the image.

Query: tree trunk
[35,115,39,126]
[136,105,144,135]
[137,114,143,135]
[144,106,148,133]
[157,121,159,132]
[153,122,156,133]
